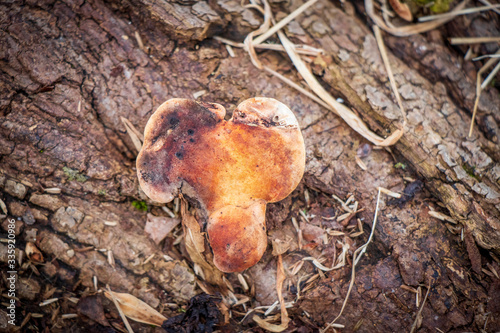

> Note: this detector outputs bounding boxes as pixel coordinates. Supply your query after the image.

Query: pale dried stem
[450,36,500,45]
[468,49,500,137]
[365,0,468,36]
[418,4,500,22]
[410,284,432,333]
[106,285,134,333]
[473,54,500,61]
[226,0,404,146]
[252,0,319,46]
[481,60,500,90]
[373,25,407,130]
[478,0,500,14]
[278,30,404,146]
[276,255,290,328]
[243,0,271,69]
[263,66,338,115]
[214,36,322,56]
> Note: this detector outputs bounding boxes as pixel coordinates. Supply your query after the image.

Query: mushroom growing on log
[137,97,305,272]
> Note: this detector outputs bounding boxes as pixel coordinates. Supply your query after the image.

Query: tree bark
[1,0,499,332]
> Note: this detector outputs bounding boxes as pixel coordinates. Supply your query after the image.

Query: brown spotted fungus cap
[137,97,305,272]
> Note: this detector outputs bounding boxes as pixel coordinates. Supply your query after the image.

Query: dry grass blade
[238,274,249,292]
[225,44,235,57]
[162,205,176,218]
[252,254,290,332]
[418,4,500,22]
[478,0,500,14]
[410,284,431,333]
[468,49,500,137]
[449,36,500,45]
[39,298,58,306]
[373,25,407,130]
[253,315,288,332]
[62,314,78,319]
[263,66,336,114]
[481,60,500,90]
[276,254,290,329]
[104,288,166,327]
[473,53,500,61]
[277,31,403,146]
[243,0,271,69]
[134,31,145,51]
[108,250,116,269]
[355,155,368,170]
[252,0,319,46]
[302,255,345,271]
[365,0,468,37]
[121,117,143,153]
[220,0,403,146]
[214,36,322,56]
[106,286,135,333]
[322,187,384,332]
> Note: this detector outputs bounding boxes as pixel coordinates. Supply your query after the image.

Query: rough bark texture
[1,0,499,332]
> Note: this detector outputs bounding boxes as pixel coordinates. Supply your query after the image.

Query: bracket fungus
[137,97,305,272]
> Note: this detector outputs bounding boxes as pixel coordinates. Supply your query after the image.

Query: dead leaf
[145,213,180,245]
[253,254,290,332]
[104,290,166,327]
[300,221,324,244]
[271,236,293,256]
[181,198,226,289]
[77,295,110,327]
